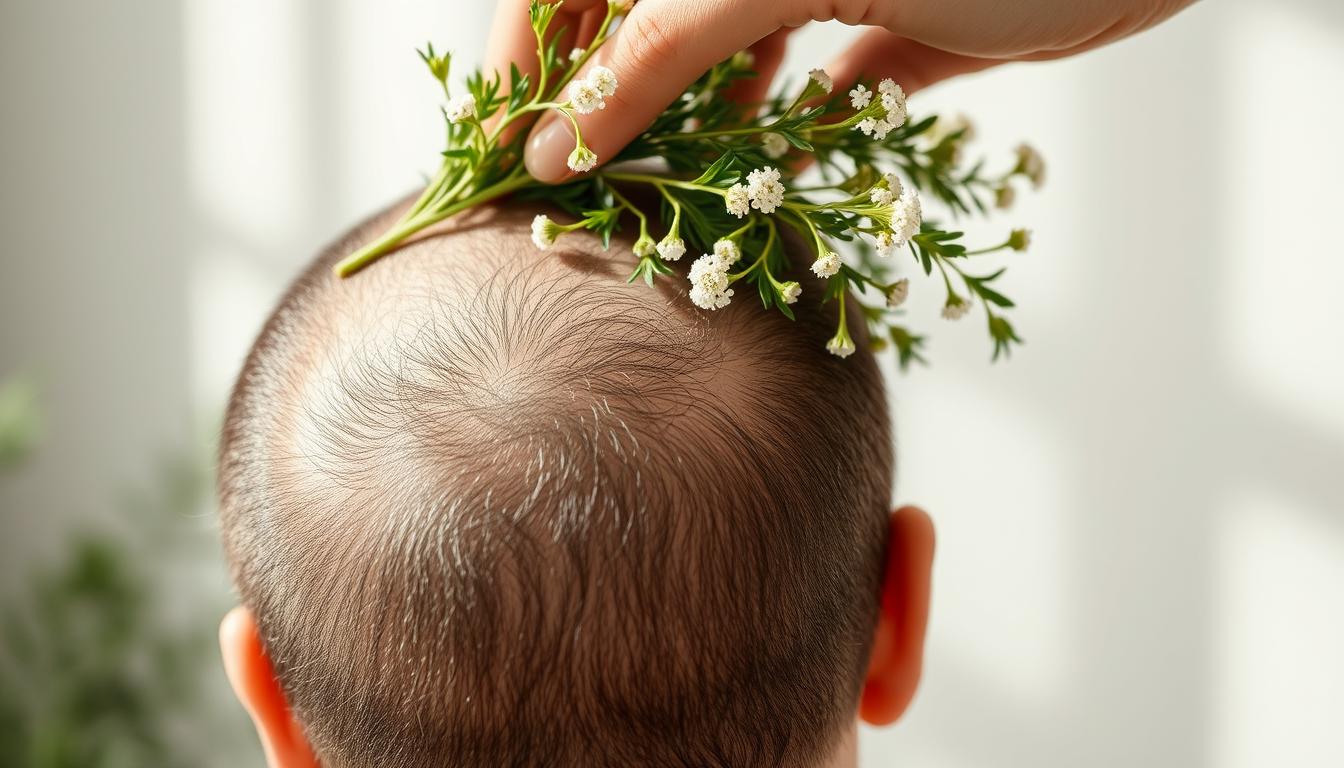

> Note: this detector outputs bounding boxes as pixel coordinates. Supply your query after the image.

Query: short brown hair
[218,202,893,767]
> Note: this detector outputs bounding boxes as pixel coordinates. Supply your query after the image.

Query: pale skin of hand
[483,0,1198,182]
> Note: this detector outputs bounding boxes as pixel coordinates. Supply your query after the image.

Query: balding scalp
[218,202,893,768]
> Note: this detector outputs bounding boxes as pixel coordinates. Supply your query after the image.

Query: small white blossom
[878,79,907,128]
[891,186,922,248]
[746,166,785,214]
[761,132,789,159]
[567,145,598,173]
[587,65,619,98]
[811,251,841,278]
[808,68,834,94]
[849,84,872,110]
[1015,143,1046,188]
[827,335,856,358]
[942,298,972,320]
[855,117,878,137]
[886,278,910,308]
[568,79,605,114]
[883,172,904,197]
[870,119,895,141]
[531,214,559,250]
[445,94,477,124]
[724,183,751,218]
[688,253,734,310]
[874,231,898,258]
[869,186,895,207]
[633,235,657,258]
[657,236,686,261]
[713,239,742,265]
[569,47,585,62]
[780,281,802,305]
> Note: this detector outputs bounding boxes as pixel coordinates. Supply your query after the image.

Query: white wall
[2,1,1341,766]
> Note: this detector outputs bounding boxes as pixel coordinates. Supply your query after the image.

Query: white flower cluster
[531,214,561,250]
[761,132,789,159]
[725,183,750,217]
[942,298,972,321]
[855,78,907,141]
[657,235,686,261]
[849,84,871,110]
[446,94,477,124]
[725,166,786,217]
[808,68,834,94]
[633,234,657,258]
[688,240,742,310]
[827,335,856,358]
[1015,143,1046,188]
[567,145,598,173]
[886,278,910,308]
[890,185,922,248]
[811,250,841,278]
[568,65,618,115]
[870,174,922,256]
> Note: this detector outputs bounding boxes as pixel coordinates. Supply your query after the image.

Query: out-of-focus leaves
[0,373,41,470]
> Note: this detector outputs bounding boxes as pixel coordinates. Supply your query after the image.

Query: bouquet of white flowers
[335,0,1044,367]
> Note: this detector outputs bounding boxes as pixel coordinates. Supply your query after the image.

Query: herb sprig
[334,0,1045,367]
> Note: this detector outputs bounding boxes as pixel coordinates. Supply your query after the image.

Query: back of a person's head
[218,202,895,767]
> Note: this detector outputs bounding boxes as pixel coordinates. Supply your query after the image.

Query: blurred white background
[2,1,1341,766]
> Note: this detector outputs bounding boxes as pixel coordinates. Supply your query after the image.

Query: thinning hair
[218,202,894,767]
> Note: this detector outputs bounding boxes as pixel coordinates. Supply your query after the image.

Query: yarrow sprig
[333,0,1047,367]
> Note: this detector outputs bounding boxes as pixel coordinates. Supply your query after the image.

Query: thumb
[524,0,782,183]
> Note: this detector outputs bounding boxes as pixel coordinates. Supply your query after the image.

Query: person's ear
[859,505,935,726]
[220,606,320,768]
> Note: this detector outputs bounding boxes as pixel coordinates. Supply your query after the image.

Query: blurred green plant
[0,373,42,470]
[0,536,202,768]
[0,403,257,766]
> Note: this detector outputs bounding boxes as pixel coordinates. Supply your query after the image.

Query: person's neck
[821,723,860,768]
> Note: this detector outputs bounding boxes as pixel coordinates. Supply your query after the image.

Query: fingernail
[525,116,576,183]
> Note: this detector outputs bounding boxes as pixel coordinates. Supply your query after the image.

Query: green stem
[602,171,724,196]
[553,3,620,96]
[656,185,683,236]
[333,173,531,277]
[729,219,776,283]
[607,184,649,238]
[965,239,1011,256]
[406,162,456,219]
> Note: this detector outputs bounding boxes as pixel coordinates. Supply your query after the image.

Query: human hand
[484,0,1195,182]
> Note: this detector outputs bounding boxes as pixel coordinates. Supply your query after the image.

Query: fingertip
[525,113,578,183]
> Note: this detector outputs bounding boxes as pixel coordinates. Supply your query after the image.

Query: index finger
[523,0,787,182]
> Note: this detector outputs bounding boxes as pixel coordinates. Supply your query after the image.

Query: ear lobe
[220,607,320,768]
[859,505,935,726]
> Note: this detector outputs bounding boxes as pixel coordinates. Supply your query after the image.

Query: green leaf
[781,131,814,151]
[888,325,929,371]
[988,314,1024,361]
[0,373,41,470]
[691,151,738,187]
[757,275,773,309]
